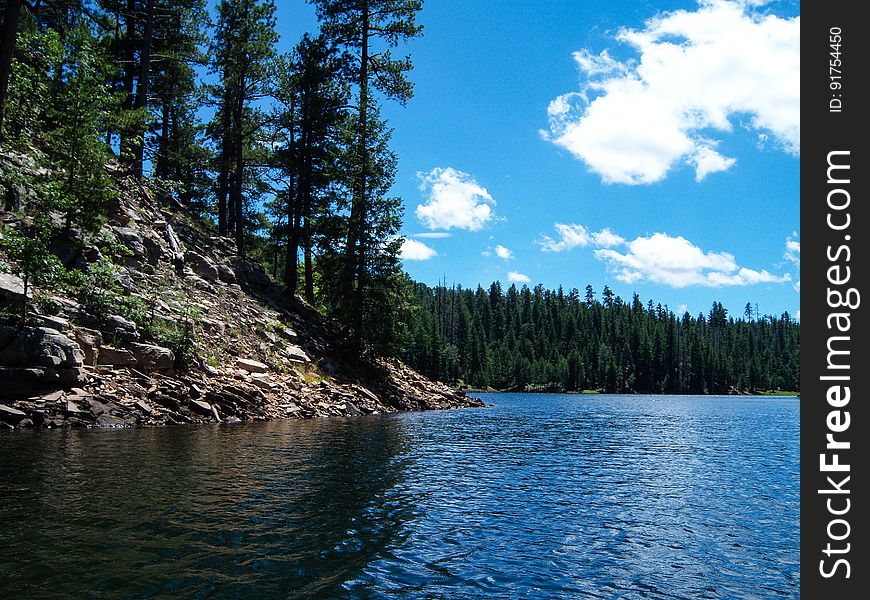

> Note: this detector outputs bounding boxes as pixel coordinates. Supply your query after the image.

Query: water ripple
[0,394,799,599]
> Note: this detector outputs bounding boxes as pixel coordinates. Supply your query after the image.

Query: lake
[0,393,799,599]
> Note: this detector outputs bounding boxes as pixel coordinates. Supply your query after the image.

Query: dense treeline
[0,0,421,356]
[403,282,800,394]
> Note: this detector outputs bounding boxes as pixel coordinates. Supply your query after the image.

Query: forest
[0,0,798,394]
[403,282,799,394]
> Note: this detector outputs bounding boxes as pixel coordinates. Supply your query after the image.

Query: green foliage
[0,217,67,317]
[4,15,63,146]
[404,283,800,395]
[44,21,118,233]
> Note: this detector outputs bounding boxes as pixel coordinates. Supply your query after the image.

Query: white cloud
[594,232,790,287]
[544,0,799,184]
[508,271,531,283]
[416,167,496,231]
[784,232,800,292]
[538,223,625,252]
[495,245,514,260]
[412,232,451,239]
[400,238,438,261]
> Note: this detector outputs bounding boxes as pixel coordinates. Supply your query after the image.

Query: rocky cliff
[0,154,483,429]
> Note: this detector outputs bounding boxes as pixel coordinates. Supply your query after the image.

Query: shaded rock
[236,358,268,373]
[97,346,137,367]
[0,403,26,424]
[230,256,270,288]
[217,264,236,284]
[189,399,213,416]
[85,398,105,416]
[186,251,219,282]
[0,367,45,398]
[74,328,102,367]
[112,226,146,257]
[0,272,29,302]
[130,343,174,371]
[134,400,153,415]
[0,325,83,369]
[104,314,138,343]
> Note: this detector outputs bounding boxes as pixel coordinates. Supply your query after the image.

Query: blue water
[0,394,799,599]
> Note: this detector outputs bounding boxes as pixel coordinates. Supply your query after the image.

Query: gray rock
[236,358,268,373]
[97,346,137,367]
[112,226,146,257]
[130,343,174,371]
[0,403,26,423]
[217,264,236,284]
[96,414,127,427]
[0,325,84,370]
[186,251,219,282]
[283,344,310,363]
[65,400,87,416]
[0,272,29,302]
[134,400,153,415]
[35,315,70,333]
[74,327,102,367]
[190,399,213,416]
[104,314,138,342]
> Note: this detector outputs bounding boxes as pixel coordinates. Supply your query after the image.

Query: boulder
[186,251,219,282]
[0,403,26,424]
[130,343,174,371]
[230,256,271,288]
[74,327,102,367]
[97,346,137,367]
[0,325,84,370]
[190,399,213,416]
[111,226,146,258]
[104,314,139,343]
[216,264,236,284]
[0,272,29,303]
[236,358,269,373]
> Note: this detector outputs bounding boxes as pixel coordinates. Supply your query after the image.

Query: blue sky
[269,0,800,320]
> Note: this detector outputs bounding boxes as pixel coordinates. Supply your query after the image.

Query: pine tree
[209,0,277,256]
[311,0,422,353]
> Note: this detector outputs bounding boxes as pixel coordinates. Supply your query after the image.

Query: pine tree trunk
[120,0,137,165]
[341,0,369,352]
[0,0,22,141]
[132,0,155,179]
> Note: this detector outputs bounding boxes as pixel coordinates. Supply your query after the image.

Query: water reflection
[0,395,799,599]
[0,416,414,599]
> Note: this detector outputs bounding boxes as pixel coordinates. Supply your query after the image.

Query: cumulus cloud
[400,238,438,261]
[594,232,790,287]
[508,271,531,283]
[416,167,496,231]
[538,224,625,252]
[495,245,514,260]
[544,0,799,184]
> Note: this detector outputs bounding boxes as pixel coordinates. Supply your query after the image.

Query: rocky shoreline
[1,161,483,431]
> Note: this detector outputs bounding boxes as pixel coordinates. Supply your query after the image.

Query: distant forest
[403,282,799,394]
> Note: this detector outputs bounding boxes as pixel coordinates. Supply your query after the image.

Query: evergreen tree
[209,0,277,255]
[311,0,422,352]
